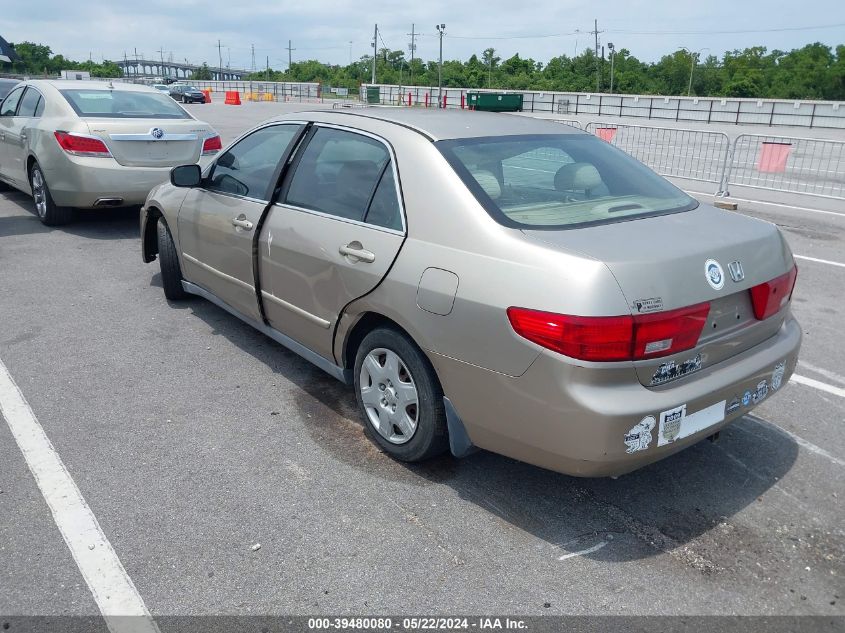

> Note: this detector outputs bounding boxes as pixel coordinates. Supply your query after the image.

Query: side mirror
[170,164,202,187]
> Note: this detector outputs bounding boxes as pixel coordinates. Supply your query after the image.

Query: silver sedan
[0,79,220,225]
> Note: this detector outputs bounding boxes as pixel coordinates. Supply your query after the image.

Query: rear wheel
[156,219,187,300]
[354,327,449,462]
[30,162,73,226]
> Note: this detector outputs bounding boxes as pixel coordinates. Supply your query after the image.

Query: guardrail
[723,134,845,200]
[364,84,845,129]
[584,122,730,186]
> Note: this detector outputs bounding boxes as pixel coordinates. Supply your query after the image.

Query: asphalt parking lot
[0,101,843,623]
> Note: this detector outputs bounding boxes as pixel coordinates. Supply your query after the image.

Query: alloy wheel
[31,168,47,218]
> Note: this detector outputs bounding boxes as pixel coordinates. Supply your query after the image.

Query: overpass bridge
[116,59,246,81]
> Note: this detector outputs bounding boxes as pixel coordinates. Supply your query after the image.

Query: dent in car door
[177,123,303,322]
[258,125,406,361]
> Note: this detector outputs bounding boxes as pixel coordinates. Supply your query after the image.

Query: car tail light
[507,302,711,362]
[750,265,797,320]
[202,135,222,155]
[54,131,111,157]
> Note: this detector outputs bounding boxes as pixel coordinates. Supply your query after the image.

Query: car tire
[30,162,73,226]
[354,327,449,462]
[156,219,187,301]
[181,96,187,104]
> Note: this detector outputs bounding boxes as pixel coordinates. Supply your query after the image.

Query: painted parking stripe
[685,191,845,218]
[791,373,845,399]
[0,357,159,633]
[793,254,845,269]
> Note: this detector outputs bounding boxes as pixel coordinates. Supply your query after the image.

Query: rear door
[178,123,304,322]
[0,85,25,186]
[2,87,44,187]
[258,125,406,360]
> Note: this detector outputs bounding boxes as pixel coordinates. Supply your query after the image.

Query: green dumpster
[466,92,523,112]
[366,86,381,104]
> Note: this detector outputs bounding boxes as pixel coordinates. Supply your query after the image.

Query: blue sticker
[742,391,752,407]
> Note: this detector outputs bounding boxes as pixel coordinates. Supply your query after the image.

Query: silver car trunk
[523,204,794,387]
[84,119,206,167]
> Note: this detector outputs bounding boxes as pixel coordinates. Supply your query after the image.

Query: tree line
[4,40,844,100]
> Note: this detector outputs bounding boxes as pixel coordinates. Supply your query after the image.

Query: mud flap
[444,397,478,458]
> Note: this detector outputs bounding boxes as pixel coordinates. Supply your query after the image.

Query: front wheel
[156,219,187,300]
[354,327,449,462]
[30,162,73,226]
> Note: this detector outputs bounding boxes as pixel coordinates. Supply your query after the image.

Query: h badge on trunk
[728,260,744,283]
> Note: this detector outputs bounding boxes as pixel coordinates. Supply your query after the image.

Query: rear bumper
[431,314,802,477]
[43,155,172,208]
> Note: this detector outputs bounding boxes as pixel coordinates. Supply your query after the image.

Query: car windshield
[437,134,698,229]
[60,89,191,119]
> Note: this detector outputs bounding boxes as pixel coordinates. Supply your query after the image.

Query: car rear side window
[0,86,24,116]
[285,127,390,222]
[60,89,191,119]
[364,165,403,231]
[17,88,42,118]
[438,134,697,229]
[207,124,300,201]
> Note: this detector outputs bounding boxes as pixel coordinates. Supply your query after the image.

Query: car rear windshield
[437,134,697,229]
[60,89,191,119]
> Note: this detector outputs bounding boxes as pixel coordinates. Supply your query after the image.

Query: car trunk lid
[522,205,795,387]
[83,119,207,167]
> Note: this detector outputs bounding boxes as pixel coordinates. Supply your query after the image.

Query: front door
[178,123,304,322]
[258,125,406,360]
[0,86,26,187]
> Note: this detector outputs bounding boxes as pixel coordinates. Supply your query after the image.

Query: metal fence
[179,79,322,101]
[364,84,845,129]
[584,122,731,186]
[724,134,845,200]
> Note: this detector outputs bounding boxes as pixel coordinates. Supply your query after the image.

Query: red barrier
[425,93,429,108]
[442,94,447,108]
[201,89,212,103]
[460,94,465,109]
[407,92,412,107]
[595,127,617,142]
[224,91,241,105]
[757,142,792,173]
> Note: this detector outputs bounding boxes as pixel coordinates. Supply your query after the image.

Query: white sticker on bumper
[657,401,726,447]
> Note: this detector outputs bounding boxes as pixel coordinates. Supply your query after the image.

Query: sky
[2,0,844,70]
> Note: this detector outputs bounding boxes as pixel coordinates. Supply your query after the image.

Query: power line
[606,23,845,35]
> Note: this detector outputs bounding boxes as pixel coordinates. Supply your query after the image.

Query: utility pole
[408,24,416,85]
[287,40,295,73]
[436,24,446,107]
[251,44,255,73]
[217,40,223,75]
[266,55,270,80]
[607,42,615,93]
[371,24,378,84]
[591,19,604,92]
[157,46,166,79]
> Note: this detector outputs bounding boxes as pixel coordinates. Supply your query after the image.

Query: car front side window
[206,124,301,200]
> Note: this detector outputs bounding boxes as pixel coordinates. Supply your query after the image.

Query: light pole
[436,24,445,108]
[680,47,709,96]
[608,42,615,93]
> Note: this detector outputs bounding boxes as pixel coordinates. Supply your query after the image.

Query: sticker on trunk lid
[633,297,664,314]
[624,416,656,454]
[650,354,703,386]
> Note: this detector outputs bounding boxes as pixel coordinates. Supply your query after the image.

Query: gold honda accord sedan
[140,109,801,477]
[0,80,220,225]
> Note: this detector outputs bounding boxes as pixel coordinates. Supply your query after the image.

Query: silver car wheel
[31,168,47,218]
[359,347,419,445]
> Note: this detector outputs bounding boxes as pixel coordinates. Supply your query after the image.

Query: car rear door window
[364,165,403,231]
[207,124,300,200]
[285,127,390,222]
[16,88,42,118]
[0,87,24,116]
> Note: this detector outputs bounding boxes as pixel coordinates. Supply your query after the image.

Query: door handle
[231,215,253,231]
[20,132,26,142]
[339,243,375,263]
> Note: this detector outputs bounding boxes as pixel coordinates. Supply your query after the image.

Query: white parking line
[0,358,159,633]
[794,254,845,269]
[791,373,845,399]
[745,415,845,468]
[558,540,608,561]
[685,191,845,218]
